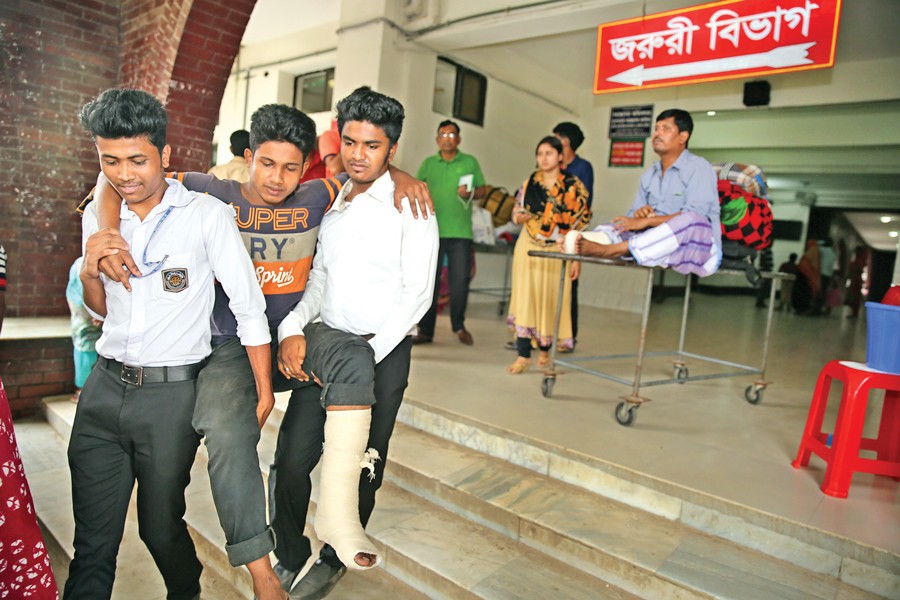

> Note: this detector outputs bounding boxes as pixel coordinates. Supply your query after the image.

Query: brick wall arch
[0,0,256,318]
[164,0,257,171]
[118,0,257,172]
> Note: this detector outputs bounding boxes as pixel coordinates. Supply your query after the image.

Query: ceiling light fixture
[889,231,899,238]
[881,216,893,223]
[707,111,716,116]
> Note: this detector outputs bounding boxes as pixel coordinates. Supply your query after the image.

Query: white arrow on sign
[606,42,816,87]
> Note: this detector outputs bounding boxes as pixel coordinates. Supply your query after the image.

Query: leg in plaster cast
[315,407,380,570]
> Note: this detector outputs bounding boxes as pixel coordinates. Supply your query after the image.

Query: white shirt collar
[330,170,394,214]
[119,177,195,221]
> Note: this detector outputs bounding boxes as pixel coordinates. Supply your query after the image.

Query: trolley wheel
[744,385,763,405]
[541,376,555,398]
[674,365,689,383]
[614,402,637,426]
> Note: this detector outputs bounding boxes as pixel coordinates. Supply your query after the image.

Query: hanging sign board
[608,105,654,138]
[593,0,842,95]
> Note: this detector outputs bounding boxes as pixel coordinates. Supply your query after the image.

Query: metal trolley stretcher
[528,250,794,427]
[471,243,515,316]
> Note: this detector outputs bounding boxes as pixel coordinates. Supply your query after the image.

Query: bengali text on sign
[609,140,646,168]
[594,0,842,94]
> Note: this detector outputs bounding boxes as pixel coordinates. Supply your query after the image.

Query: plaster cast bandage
[314,409,381,570]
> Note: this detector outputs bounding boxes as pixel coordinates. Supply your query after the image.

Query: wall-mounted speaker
[743,80,771,107]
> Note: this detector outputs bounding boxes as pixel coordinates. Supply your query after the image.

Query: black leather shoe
[290,559,347,599]
[411,333,433,345]
[274,562,300,592]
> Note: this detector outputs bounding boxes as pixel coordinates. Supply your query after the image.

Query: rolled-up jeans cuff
[225,526,276,567]
[320,381,375,408]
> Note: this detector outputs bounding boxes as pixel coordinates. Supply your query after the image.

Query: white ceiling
[845,213,900,252]
[242,1,338,45]
[240,0,900,252]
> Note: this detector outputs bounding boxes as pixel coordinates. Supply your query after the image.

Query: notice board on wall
[609,140,646,167]
[608,105,654,139]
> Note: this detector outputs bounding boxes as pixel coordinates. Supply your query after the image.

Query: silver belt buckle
[120,364,143,386]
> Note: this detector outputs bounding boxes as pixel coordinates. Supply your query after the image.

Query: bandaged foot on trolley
[563,211,721,277]
[564,229,611,254]
[315,408,382,570]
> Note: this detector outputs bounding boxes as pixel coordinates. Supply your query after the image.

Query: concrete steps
[391,399,899,600]
[23,394,899,599]
[28,396,425,600]
[15,409,246,600]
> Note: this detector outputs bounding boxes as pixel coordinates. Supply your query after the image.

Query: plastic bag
[471,206,495,245]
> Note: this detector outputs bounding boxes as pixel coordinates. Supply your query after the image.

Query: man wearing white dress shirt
[273,87,438,598]
[69,89,273,600]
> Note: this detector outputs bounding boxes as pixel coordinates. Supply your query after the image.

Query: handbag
[480,186,516,227]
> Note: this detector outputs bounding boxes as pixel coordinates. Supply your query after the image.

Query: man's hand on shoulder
[390,166,433,219]
[84,228,142,289]
[97,230,141,291]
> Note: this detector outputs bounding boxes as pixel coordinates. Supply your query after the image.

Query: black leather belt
[100,357,205,386]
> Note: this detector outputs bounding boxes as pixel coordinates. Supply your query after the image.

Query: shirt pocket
[147,252,195,301]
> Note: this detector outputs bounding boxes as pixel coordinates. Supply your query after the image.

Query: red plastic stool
[792,360,900,498]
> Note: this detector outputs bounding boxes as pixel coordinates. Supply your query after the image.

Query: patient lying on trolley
[563,109,722,278]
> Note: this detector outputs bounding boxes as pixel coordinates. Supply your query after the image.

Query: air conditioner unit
[403,0,441,28]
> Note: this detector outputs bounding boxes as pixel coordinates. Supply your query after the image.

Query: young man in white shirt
[274,87,438,597]
[69,89,276,600]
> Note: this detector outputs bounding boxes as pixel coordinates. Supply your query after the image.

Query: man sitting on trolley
[568,108,720,277]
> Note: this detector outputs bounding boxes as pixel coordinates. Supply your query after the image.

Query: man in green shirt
[413,120,486,346]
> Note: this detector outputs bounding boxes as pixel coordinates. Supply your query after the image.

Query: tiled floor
[405,293,899,555]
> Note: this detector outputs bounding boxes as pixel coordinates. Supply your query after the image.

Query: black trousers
[269,336,413,571]
[418,237,472,336]
[64,361,202,600]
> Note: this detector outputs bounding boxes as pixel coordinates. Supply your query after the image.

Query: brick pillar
[0,0,120,317]
[1,0,256,317]
[118,0,193,99]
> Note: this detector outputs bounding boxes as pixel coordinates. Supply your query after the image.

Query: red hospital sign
[609,141,646,167]
[593,0,842,94]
